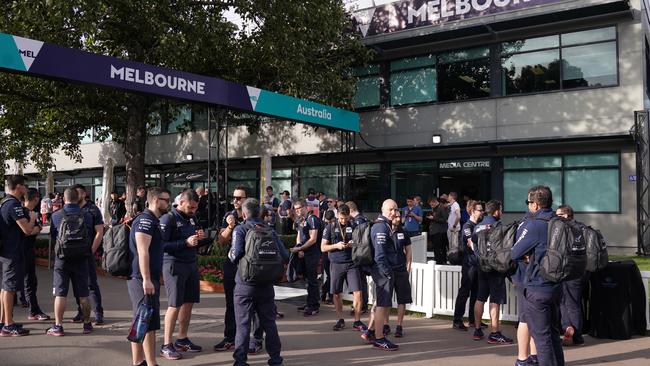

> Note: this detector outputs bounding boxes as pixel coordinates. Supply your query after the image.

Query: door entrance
[438,171,491,202]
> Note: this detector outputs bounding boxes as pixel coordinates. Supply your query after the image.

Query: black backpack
[352,221,374,266]
[582,225,608,272]
[102,220,134,276]
[538,217,587,282]
[238,224,284,284]
[476,220,519,275]
[55,211,90,260]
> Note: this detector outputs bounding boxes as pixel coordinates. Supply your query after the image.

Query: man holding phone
[160,188,207,359]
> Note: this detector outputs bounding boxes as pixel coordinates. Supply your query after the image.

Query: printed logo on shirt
[397,233,405,240]
[138,218,152,231]
[189,218,195,226]
[345,227,353,234]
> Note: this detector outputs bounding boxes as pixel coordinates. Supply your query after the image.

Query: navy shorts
[53,258,89,297]
[476,269,507,305]
[330,261,362,294]
[127,278,161,332]
[163,261,200,308]
[393,269,412,305]
[0,255,24,292]
[370,266,394,308]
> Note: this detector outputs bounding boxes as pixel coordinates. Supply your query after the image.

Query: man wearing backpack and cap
[229,198,288,366]
[70,184,105,325]
[512,186,564,366]
[47,187,95,337]
[471,200,512,345]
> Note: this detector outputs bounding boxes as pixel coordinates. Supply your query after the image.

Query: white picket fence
[344,261,650,331]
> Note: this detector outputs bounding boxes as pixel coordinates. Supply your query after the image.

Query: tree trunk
[123,103,149,216]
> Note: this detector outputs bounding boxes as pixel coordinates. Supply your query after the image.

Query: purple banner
[351,0,569,37]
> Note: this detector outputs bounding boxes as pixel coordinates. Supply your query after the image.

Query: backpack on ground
[476,221,519,275]
[538,217,587,282]
[102,220,134,276]
[55,211,90,260]
[582,224,608,272]
[238,224,284,284]
[352,221,374,266]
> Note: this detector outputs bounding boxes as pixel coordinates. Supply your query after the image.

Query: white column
[260,154,272,201]
[101,158,115,223]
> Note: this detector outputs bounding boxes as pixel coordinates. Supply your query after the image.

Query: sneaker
[175,338,202,352]
[213,339,235,352]
[95,314,105,325]
[135,360,147,366]
[487,331,513,345]
[394,325,403,338]
[352,320,368,332]
[372,337,398,351]
[333,319,345,331]
[160,343,182,360]
[562,326,575,346]
[83,322,93,334]
[71,313,83,323]
[303,307,319,317]
[573,334,585,346]
[361,329,376,343]
[452,321,468,331]
[472,328,484,341]
[515,358,530,366]
[46,324,64,337]
[528,355,539,365]
[1,324,30,337]
[248,339,263,354]
[27,313,51,321]
[382,324,391,336]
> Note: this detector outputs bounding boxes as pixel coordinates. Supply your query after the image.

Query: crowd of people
[0,175,595,366]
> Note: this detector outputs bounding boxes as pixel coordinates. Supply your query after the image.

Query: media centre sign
[351,0,569,37]
[439,159,491,170]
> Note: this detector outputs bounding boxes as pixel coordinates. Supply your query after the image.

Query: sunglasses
[233,196,246,201]
[158,197,170,203]
[525,200,534,205]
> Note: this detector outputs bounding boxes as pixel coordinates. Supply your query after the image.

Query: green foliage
[0,0,372,184]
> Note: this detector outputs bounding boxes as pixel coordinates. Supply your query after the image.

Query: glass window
[272,168,292,178]
[391,161,436,206]
[502,35,559,54]
[564,154,618,167]
[502,49,561,94]
[390,55,437,106]
[438,47,491,101]
[503,171,562,212]
[271,168,292,195]
[564,169,619,212]
[167,107,192,133]
[562,42,617,89]
[299,165,339,198]
[226,170,258,197]
[562,27,616,46]
[353,65,381,109]
[390,67,437,105]
[350,164,381,213]
[504,156,562,169]
[192,107,209,131]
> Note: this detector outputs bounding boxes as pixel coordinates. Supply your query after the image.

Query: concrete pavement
[0,266,648,365]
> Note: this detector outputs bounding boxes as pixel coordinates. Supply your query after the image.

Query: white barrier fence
[344,261,650,331]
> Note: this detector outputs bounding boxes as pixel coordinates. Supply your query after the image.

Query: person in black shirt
[109,191,126,226]
[132,186,146,215]
[22,189,48,321]
[453,200,483,330]
[291,199,323,316]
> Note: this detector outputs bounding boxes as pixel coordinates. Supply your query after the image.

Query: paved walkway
[1,266,648,365]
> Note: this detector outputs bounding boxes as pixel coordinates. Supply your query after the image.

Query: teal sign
[0,32,360,132]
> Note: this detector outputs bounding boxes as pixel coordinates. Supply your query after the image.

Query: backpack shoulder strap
[167,211,178,240]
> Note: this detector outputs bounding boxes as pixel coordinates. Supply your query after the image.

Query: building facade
[19,0,649,254]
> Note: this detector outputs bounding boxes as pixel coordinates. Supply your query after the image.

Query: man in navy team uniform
[127,187,170,366]
[291,199,323,316]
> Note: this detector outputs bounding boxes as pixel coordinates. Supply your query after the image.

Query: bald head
[381,199,399,220]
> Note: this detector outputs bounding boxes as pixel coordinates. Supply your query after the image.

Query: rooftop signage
[0,32,359,132]
[351,0,569,37]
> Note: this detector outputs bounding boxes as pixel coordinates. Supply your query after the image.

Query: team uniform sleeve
[8,200,26,222]
[322,223,332,243]
[228,226,246,264]
[372,224,393,278]
[134,216,155,237]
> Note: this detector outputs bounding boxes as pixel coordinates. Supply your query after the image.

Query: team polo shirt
[0,194,28,259]
[161,208,200,263]
[299,214,322,255]
[322,220,354,263]
[129,209,163,279]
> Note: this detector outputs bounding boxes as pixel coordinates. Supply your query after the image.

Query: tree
[0,0,371,212]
